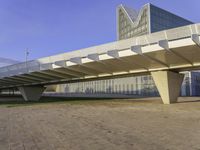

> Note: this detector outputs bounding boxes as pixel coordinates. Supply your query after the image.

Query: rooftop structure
[117,3,193,40]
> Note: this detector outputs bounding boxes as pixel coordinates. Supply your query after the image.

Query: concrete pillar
[18,86,46,101]
[151,71,184,104]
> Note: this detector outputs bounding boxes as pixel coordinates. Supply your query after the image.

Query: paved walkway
[0,98,200,150]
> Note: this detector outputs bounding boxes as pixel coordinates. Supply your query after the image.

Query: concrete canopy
[0,24,200,103]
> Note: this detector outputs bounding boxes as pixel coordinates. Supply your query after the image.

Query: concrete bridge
[0,24,200,104]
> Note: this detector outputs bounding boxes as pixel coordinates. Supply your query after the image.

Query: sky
[0,0,199,61]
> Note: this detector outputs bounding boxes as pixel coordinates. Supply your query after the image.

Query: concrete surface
[151,71,184,104]
[0,97,199,150]
[18,86,46,101]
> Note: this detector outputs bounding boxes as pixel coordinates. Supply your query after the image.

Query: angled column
[18,86,46,101]
[151,71,184,104]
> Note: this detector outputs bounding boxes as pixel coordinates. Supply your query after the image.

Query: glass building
[117,3,193,40]
[54,3,200,97]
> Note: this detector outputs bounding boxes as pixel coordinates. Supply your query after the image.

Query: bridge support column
[151,71,184,104]
[18,86,46,101]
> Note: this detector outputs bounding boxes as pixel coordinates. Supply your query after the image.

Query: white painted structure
[0,24,200,103]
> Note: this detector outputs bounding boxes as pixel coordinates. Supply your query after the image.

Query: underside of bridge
[14,70,185,104]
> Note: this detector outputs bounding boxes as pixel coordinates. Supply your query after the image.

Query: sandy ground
[0,97,200,150]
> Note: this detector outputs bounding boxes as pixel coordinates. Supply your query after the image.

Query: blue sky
[0,0,199,61]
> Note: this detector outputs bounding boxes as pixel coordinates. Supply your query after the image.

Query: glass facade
[56,72,200,97]
[118,5,149,40]
[117,4,193,40]
[150,4,193,33]
[190,72,200,96]
[57,75,158,96]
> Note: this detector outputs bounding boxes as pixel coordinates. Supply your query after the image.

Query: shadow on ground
[0,95,161,107]
[0,95,200,107]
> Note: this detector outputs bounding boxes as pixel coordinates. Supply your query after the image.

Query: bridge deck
[0,24,200,89]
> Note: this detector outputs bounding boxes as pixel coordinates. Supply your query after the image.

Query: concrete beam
[107,49,148,71]
[87,53,100,61]
[67,66,99,76]
[31,72,57,80]
[56,59,99,76]
[19,74,46,82]
[54,60,67,67]
[18,86,46,101]
[10,76,36,83]
[2,78,26,85]
[107,50,119,58]
[87,54,117,71]
[131,45,169,67]
[70,56,106,74]
[158,40,193,65]
[0,79,19,85]
[54,68,83,78]
[28,73,55,81]
[42,70,71,79]
[151,71,184,104]
[83,63,113,74]
[69,57,82,64]
[191,34,200,45]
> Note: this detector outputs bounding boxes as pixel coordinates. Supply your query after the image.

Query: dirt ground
[0,97,200,150]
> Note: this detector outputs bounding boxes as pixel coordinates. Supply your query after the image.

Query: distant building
[181,71,200,96]
[54,3,200,97]
[117,3,193,40]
